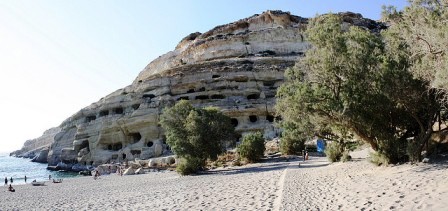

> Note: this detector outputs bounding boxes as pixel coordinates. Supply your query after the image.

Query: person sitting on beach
[8,184,15,192]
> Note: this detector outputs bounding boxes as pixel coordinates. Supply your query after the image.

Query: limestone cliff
[13,11,384,169]
[10,127,60,163]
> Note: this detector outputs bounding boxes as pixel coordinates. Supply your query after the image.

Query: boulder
[123,167,135,175]
[135,168,144,174]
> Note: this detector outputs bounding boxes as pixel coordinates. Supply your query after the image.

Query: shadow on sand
[199,157,331,176]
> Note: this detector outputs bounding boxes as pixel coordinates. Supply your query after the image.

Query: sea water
[0,154,79,185]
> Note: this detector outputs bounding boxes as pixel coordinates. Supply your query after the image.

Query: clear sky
[0,0,408,153]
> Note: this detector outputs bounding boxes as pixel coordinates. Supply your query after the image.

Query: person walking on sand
[4,177,7,185]
[24,175,27,183]
[49,175,52,181]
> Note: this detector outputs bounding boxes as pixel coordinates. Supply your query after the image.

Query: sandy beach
[1,150,447,210]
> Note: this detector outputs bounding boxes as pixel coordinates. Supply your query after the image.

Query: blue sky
[0,0,408,153]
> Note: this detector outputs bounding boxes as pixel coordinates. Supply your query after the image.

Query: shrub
[176,157,203,175]
[279,124,306,155]
[325,142,343,162]
[341,150,352,162]
[160,100,235,175]
[369,151,390,166]
[238,132,265,163]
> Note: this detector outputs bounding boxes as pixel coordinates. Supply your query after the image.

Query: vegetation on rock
[160,100,235,175]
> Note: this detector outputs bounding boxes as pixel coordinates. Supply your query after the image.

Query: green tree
[276,13,439,163]
[238,132,265,162]
[382,0,448,97]
[160,100,235,174]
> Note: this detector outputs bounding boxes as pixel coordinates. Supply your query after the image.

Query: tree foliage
[160,100,235,174]
[276,13,440,163]
[237,132,265,162]
[383,0,448,97]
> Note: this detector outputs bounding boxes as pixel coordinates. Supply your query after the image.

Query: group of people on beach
[4,176,16,192]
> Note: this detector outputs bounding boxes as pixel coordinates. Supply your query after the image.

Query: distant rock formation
[13,11,384,169]
[10,127,60,163]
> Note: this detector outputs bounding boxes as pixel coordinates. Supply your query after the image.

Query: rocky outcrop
[10,127,60,163]
[14,11,385,169]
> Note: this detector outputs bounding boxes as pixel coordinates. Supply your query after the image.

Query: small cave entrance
[129,132,141,144]
[210,94,225,99]
[177,96,189,101]
[147,141,154,147]
[142,94,155,99]
[99,110,109,117]
[86,115,96,123]
[107,143,122,151]
[198,87,206,92]
[187,89,195,93]
[212,74,220,79]
[266,115,274,123]
[113,107,124,114]
[247,94,260,100]
[231,118,238,127]
[130,150,141,156]
[249,115,258,123]
[263,81,276,87]
[75,140,90,152]
[132,104,140,110]
[195,95,209,100]
[122,153,126,160]
[235,133,242,143]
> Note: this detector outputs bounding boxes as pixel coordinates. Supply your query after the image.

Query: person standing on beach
[302,150,306,161]
[49,175,52,181]
[10,177,13,184]
[24,175,27,183]
[4,177,7,185]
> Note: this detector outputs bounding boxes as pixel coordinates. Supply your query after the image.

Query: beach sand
[1,150,447,210]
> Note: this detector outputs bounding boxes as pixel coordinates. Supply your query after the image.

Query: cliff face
[14,11,384,169]
[10,127,60,163]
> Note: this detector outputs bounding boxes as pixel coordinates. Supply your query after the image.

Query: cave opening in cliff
[131,150,141,155]
[249,115,258,123]
[210,94,225,99]
[142,94,155,99]
[195,95,209,100]
[99,110,109,117]
[86,115,96,123]
[107,144,113,150]
[187,89,195,93]
[266,115,274,123]
[177,96,189,101]
[263,81,276,87]
[122,153,126,160]
[129,132,141,144]
[198,87,206,92]
[113,107,124,114]
[231,118,238,127]
[132,104,140,110]
[113,143,123,151]
[147,141,154,147]
[75,140,89,152]
[247,94,260,100]
[212,74,220,79]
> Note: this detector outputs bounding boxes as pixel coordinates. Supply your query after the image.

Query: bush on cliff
[160,100,235,175]
[237,132,265,163]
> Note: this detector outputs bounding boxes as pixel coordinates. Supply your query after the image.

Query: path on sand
[279,152,448,211]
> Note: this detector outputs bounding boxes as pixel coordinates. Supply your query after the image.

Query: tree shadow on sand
[200,157,330,176]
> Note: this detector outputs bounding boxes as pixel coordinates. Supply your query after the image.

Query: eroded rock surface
[13,11,384,168]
